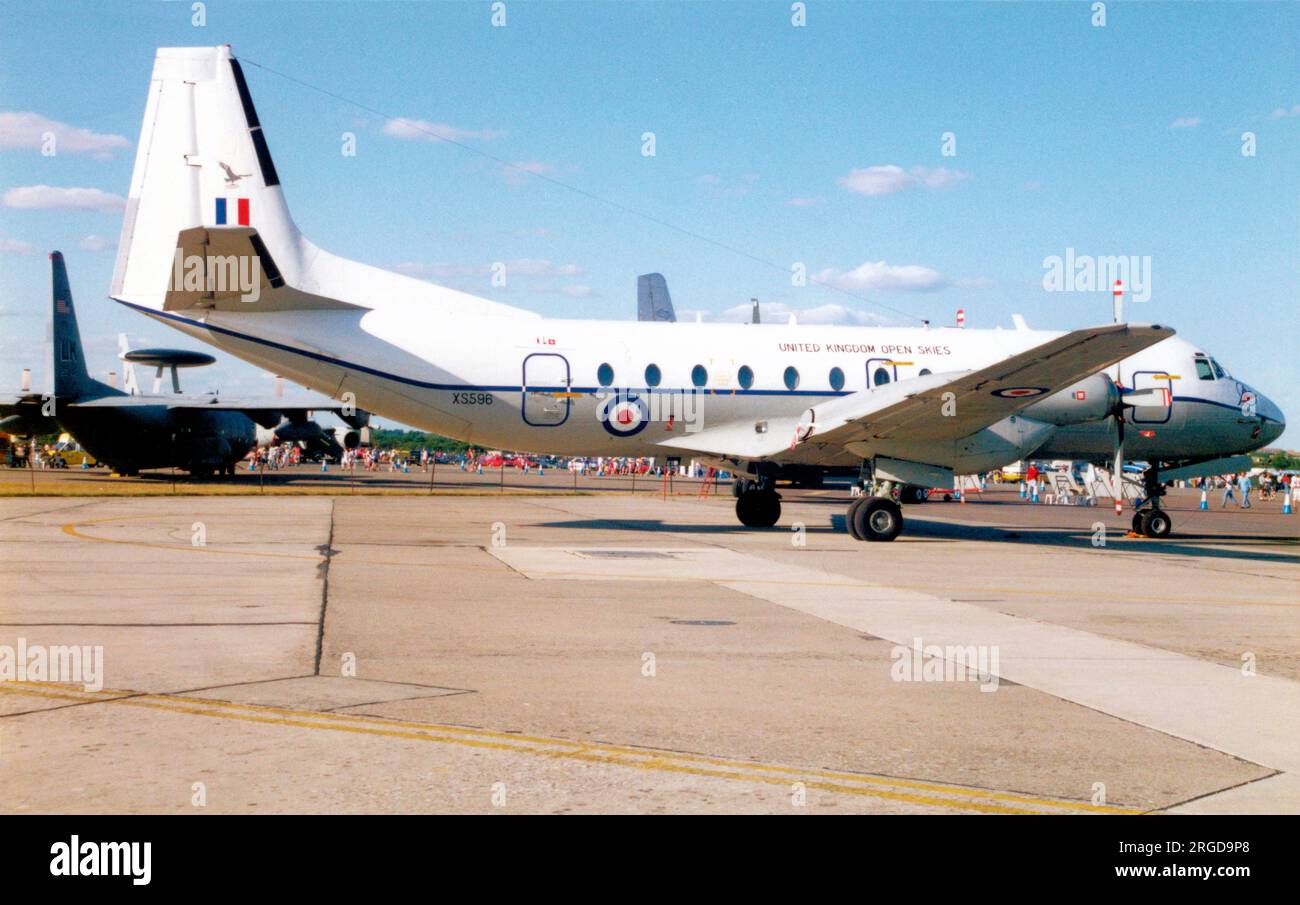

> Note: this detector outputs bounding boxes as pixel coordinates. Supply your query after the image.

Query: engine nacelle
[1019,373,1117,426]
[952,415,1057,474]
[332,426,363,450]
[269,419,328,445]
[0,413,58,436]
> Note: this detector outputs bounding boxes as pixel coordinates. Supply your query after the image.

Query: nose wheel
[1133,508,1172,538]
[1128,462,1172,538]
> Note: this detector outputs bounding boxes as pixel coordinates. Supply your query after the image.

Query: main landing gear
[846,479,904,542]
[1129,462,1172,538]
[734,479,781,528]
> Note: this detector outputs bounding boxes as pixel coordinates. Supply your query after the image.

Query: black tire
[846,495,869,540]
[1141,509,1172,538]
[904,485,928,504]
[731,479,753,499]
[735,489,781,528]
[1131,513,1144,534]
[853,497,904,542]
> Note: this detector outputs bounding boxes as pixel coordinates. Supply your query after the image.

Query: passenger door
[521,353,571,427]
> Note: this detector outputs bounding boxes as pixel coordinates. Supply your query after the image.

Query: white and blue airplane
[108,46,1284,540]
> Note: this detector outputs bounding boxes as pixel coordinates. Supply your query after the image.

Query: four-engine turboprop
[108,46,1285,538]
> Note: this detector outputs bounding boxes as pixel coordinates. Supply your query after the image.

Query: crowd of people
[1204,471,1299,509]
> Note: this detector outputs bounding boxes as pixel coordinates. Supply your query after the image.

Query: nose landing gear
[1128,462,1172,538]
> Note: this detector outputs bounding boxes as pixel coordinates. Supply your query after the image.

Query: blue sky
[1,1,1296,442]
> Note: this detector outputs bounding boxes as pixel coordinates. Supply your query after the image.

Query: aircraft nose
[1255,391,1285,445]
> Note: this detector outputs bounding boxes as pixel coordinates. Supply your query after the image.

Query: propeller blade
[1112,415,1126,515]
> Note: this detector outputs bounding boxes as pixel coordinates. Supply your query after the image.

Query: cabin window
[1209,358,1227,379]
[873,367,891,386]
[1194,358,1214,380]
[597,362,615,387]
[783,366,800,391]
[828,367,845,391]
[644,363,662,387]
[737,365,754,389]
[691,364,708,388]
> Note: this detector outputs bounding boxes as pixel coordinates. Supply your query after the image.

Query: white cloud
[786,197,822,207]
[506,258,579,277]
[3,185,126,212]
[0,112,130,159]
[381,117,504,143]
[1169,116,1202,129]
[714,300,892,326]
[814,260,949,293]
[0,238,34,254]
[838,164,970,197]
[913,166,969,190]
[77,234,113,252]
[694,173,755,198]
[394,258,580,280]
[1269,104,1300,120]
[502,160,556,186]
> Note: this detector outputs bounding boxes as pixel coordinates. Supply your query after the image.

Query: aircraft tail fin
[637,273,677,322]
[117,334,142,395]
[50,252,114,399]
[112,46,306,313]
[112,46,531,321]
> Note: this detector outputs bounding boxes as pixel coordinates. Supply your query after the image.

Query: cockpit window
[1194,358,1214,380]
[1209,358,1227,379]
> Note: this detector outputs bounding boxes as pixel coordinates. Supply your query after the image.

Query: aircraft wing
[663,323,1174,461]
[67,394,369,428]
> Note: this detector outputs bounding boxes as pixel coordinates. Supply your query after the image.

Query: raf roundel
[990,386,1048,399]
[600,395,651,437]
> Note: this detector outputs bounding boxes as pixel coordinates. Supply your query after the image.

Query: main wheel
[903,484,928,504]
[1139,509,1172,538]
[735,489,781,528]
[853,497,904,542]
[846,495,869,539]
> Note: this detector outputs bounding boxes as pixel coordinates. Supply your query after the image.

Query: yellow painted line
[61,514,320,562]
[0,681,1136,814]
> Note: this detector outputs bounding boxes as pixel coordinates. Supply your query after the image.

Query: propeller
[1111,410,1126,515]
[1106,379,1170,515]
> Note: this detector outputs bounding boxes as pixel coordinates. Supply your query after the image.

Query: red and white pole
[956,308,966,329]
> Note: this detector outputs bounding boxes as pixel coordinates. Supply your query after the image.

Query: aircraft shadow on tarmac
[536,515,1298,565]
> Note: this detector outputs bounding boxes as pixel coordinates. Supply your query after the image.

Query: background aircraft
[636,273,676,323]
[0,252,368,476]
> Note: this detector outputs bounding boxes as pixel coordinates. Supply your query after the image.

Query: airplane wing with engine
[662,323,1174,465]
[67,393,369,429]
